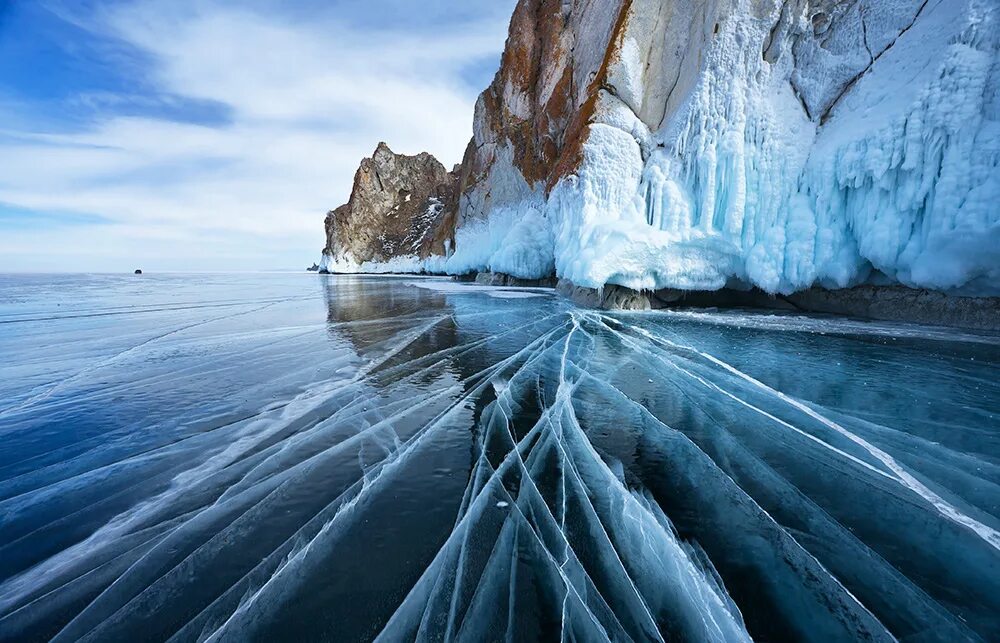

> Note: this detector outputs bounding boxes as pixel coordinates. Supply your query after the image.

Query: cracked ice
[0,274,998,642]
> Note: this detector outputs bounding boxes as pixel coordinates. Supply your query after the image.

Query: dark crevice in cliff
[793,84,813,121]
[860,8,875,63]
[762,0,794,64]
[819,0,930,125]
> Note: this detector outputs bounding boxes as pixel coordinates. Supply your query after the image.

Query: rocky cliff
[320,143,460,272]
[321,0,1000,314]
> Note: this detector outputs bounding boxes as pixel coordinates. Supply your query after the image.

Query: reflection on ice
[0,274,997,642]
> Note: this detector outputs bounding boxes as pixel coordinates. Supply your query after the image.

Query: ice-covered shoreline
[313,264,1000,331]
[318,0,999,327]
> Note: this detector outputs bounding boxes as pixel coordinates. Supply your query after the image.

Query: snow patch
[441,202,555,279]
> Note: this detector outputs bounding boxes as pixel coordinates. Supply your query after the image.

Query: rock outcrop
[441,0,999,299]
[451,0,624,220]
[321,143,460,271]
[320,0,1000,324]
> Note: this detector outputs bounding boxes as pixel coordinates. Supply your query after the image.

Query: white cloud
[0,0,513,271]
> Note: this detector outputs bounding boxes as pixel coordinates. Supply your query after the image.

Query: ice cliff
[321,0,1000,298]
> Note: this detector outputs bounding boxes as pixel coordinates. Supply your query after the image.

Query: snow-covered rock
[322,0,1000,299]
[459,0,999,296]
[585,0,1000,297]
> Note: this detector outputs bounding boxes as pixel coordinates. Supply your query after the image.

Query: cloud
[0,0,514,271]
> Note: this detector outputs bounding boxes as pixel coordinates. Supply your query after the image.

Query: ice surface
[407,280,552,298]
[0,274,998,641]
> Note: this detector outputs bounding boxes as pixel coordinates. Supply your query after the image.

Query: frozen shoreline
[313,268,1000,331]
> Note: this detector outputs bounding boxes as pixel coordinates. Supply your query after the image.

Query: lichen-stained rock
[321,143,460,270]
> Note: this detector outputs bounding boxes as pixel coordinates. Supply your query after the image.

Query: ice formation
[543,0,1000,295]
[322,0,1000,298]
[510,0,999,294]
[439,202,555,280]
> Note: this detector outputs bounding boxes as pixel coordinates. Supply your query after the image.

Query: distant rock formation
[320,143,461,272]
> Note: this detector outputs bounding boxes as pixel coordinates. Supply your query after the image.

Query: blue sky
[0,0,515,271]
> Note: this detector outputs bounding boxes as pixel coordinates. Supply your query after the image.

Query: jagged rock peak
[322,143,461,270]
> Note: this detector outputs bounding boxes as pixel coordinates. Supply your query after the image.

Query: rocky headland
[318,0,1000,329]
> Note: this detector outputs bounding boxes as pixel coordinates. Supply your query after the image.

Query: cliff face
[446,0,999,297]
[451,0,624,218]
[321,143,460,271]
[322,0,999,300]
[436,0,628,279]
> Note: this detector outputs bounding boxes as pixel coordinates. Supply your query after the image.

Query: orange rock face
[323,0,632,266]
[452,0,630,225]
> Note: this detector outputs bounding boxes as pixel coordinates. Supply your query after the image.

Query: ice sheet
[0,274,997,641]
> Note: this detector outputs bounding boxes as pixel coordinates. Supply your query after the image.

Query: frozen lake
[0,273,997,642]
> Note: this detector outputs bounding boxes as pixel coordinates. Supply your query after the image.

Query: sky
[0,0,516,272]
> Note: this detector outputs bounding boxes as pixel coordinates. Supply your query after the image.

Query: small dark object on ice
[134,269,142,274]
[307,263,320,272]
